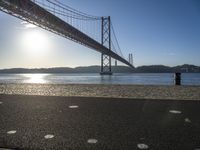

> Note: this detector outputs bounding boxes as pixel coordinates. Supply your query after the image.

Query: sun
[22,30,49,56]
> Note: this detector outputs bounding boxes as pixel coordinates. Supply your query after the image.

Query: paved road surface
[0,94,200,150]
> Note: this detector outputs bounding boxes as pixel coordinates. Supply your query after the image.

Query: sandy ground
[0,83,199,100]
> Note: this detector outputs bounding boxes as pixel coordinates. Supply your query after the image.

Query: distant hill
[0,64,199,73]
[135,64,200,73]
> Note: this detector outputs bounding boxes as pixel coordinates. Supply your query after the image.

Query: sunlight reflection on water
[23,74,48,84]
[0,73,200,85]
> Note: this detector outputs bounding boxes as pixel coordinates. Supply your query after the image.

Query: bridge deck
[0,0,133,68]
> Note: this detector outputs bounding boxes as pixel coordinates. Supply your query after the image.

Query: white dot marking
[0,102,3,104]
[44,134,54,139]
[185,118,191,123]
[87,139,98,144]
[7,130,16,134]
[169,110,182,114]
[137,143,149,149]
[69,105,79,109]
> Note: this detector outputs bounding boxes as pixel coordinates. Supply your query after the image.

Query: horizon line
[0,64,199,70]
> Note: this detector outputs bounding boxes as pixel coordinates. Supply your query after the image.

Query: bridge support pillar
[100,16,112,75]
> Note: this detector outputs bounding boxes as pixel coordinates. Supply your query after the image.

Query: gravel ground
[0,83,199,100]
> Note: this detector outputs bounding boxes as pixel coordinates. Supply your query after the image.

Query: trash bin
[174,72,181,85]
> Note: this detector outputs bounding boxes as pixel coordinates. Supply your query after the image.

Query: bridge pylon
[100,16,112,75]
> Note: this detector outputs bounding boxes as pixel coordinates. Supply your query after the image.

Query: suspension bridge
[0,0,134,75]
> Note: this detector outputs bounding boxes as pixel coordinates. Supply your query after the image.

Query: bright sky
[0,0,200,69]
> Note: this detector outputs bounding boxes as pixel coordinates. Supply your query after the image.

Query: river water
[0,73,199,85]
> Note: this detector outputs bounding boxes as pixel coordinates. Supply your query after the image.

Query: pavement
[0,94,200,150]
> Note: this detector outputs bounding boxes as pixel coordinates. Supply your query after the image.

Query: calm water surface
[0,73,199,85]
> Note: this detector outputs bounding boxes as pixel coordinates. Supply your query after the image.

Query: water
[0,73,199,85]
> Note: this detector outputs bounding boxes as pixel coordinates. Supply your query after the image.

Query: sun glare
[22,30,49,56]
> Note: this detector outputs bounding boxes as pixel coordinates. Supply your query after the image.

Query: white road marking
[0,102,3,104]
[7,130,16,134]
[169,110,182,114]
[185,118,191,123]
[44,134,54,139]
[87,138,98,144]
[137,143,149,149]
[69,105,79,109]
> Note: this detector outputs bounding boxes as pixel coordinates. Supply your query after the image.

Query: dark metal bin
[174,72,181,85]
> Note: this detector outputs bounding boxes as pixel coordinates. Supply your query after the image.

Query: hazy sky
[0,0,200,69]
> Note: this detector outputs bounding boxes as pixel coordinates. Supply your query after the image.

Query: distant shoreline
[0,72,200,74]
[0,64,199,73]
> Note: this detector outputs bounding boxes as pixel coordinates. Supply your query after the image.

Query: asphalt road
[0,94,200,150]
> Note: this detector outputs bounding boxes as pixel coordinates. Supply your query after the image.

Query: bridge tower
[100,16,112,75]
